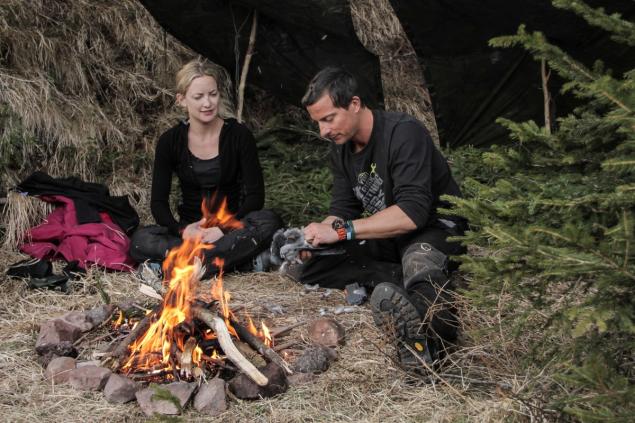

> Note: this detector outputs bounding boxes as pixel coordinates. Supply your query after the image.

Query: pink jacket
[20,195,135,271]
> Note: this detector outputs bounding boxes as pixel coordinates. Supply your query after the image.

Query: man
[299,67,467,370]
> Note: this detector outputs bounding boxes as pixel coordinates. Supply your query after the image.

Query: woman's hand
[182,218,206,240]
[201,226,224,244]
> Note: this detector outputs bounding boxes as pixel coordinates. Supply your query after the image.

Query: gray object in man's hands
[270,228,345,266]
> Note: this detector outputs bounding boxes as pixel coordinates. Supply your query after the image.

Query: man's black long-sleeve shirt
[151,119,264,235]
[328,110,462,229]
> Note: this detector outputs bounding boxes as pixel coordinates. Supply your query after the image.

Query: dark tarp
[141,0,634,148]
[388,0,635,147]
[139,0,384,108]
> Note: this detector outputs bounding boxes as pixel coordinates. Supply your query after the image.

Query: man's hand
[303,222,339,247]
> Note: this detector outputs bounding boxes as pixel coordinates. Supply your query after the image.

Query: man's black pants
[129,209,283,276]
[299,219,466,343]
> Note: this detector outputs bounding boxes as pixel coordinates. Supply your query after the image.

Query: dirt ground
[0,247,522,423]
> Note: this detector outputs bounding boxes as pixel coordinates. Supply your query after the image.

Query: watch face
[332,219,345,230]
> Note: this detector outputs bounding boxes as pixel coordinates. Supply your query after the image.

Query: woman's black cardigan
[150,119,264,236]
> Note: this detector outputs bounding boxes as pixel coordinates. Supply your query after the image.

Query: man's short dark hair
[301,67,364,109]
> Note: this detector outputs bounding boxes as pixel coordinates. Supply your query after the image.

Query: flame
[261,322,273,348]
[119,195,249,377]
[247,316,258,335]
[193,345,203,366]
[246,314,273,347]
[113,310,124,329]
[201,196,244,231]
[120,195,242,371]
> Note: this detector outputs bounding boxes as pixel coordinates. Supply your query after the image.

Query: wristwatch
[331,218,347,241]
[331,218,355,241]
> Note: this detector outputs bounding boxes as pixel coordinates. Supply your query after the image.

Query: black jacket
[151,119,265,235]
[16,171,139,234]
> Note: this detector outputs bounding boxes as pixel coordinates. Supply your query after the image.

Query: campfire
[107,198,290,386]
[35,197,345,417]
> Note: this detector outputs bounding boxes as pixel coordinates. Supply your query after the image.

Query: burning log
[230,318,293,375]
[180,337,197,379]
[104,309,156,368]
[193,307,268,386]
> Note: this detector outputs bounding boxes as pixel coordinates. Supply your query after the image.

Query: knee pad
[402,242,448,290]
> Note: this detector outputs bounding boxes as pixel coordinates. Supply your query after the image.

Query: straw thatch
[350,0,440,145]
[0,0,191,187]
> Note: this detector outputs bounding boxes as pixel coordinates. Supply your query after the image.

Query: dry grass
[0,0,191,184]
[0,246,541,422]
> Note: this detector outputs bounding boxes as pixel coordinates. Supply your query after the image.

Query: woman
[130,58,282,275]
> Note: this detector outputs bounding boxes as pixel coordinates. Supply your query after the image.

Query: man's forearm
[350,205,416,239]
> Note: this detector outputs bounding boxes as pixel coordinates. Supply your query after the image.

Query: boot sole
[370,283,434,369]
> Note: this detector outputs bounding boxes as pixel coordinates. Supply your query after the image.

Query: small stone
[103,374,140,403]
[36,342,79,367]
[293,345,337,374]
[229,362,288,400]
[36,319,83,355]
[68,365,111,391]
[193,378,227,416]
[44,357,77,384]
[61,311,94,332]
[136,382,196,416]
[307,318,345,347]
[287,372,316,386]
[86,304,115,326]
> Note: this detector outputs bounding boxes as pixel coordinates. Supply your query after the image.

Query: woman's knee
[243,209,284,238]
[129,225,180,262]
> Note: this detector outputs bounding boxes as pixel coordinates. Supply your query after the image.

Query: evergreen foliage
[447,1,634,420]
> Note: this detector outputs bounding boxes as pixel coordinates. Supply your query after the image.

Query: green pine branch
[553,0,635,47]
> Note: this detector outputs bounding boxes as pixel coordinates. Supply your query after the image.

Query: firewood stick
[105,308,157,367]
[271,320,307,338]
[273,339,300,352]
[193,307,269,386]
[230,318,294,375]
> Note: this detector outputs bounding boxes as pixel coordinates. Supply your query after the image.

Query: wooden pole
[236,10,258,123]
[541,58,552,134]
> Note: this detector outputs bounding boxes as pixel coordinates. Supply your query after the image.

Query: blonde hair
[175,58,235,119]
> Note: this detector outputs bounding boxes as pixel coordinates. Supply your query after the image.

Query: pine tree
[447,1,634,420]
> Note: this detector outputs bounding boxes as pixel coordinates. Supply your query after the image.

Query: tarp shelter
[141,0,635,148]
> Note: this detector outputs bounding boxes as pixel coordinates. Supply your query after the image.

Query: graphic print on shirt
[353,163,386,215]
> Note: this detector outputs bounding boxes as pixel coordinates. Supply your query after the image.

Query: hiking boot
[370,282,437,370]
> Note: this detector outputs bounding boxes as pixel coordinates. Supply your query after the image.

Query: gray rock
[86,304,115,326]
[61,311,94,332]
[193,378,227,416]
[44,357,77,384]
[35,319,82,355]
[229,362,288,400]
[293,345,337,374]
[135,382,196,416]
[103,374,140,404]
[36,341,78,367]
[68,365,111,391]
